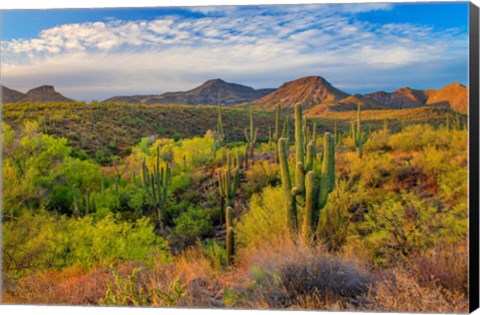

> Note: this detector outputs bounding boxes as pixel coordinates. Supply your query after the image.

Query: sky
[0,2,470,102]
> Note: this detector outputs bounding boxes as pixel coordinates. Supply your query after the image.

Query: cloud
[0,4,468,101]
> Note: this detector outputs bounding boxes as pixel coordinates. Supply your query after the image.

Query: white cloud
[0,4,468,101]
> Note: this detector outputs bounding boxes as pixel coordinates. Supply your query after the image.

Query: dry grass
[367,267,468,313]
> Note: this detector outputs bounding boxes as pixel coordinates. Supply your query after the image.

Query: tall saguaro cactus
[352,103,369,158]
[244,109,258,165]
[278,103,336,243]
[142,146,170,231]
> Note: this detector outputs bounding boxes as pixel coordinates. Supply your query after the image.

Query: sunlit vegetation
[1,102,468,312]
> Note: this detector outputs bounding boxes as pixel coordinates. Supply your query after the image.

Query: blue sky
[0,2,469,101]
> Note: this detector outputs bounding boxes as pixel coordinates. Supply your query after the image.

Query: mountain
[364,87,428,110]
[103,79,275,106]
[20,85,75,103]
[425,83,467,113]
[245,76,350,111]
[1,85,25,103]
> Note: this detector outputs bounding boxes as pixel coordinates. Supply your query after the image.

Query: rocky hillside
[425,83,467,113]
[103,79,275,106]
[305,94,387,116]
[364,87,428,109]
[1,85,25,103]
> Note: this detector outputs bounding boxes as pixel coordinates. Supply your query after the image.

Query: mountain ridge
[103,79,275,106]
[1,85,75,103]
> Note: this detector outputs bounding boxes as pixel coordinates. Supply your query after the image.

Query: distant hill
[1,85,25,103]
[103,79,275,106]
[1,85,75,103]
[245,76,350,111]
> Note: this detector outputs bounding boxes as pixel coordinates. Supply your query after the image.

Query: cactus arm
[226,206,234,265]
[306,142,314,173]
[318,133,335,209]
[294,104,305,166]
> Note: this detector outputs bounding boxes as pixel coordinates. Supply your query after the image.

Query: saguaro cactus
[352,103,369,158]
[278,104,336,242]
[226,206,235,265]
[142,146,170,231]
[244,109,258,164]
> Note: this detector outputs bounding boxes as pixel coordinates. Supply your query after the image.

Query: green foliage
[3,212,169,281]
[173,206,213,245]
[243,160,280,195]
[361,192,445,266]
[2,121,104,215]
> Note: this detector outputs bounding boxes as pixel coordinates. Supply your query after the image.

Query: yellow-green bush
[236,186,288,249]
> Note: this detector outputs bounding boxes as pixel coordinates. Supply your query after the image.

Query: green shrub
[243,160,280,195]
[173,207,213,246]
[361,192,443,266]
[236,186,288,249]
[2,211,169,281]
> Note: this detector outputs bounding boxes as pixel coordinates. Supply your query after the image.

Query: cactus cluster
[351,103,369,158]
[278,104,336,243]
[72,185,93,217]
[142,146,170,231]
